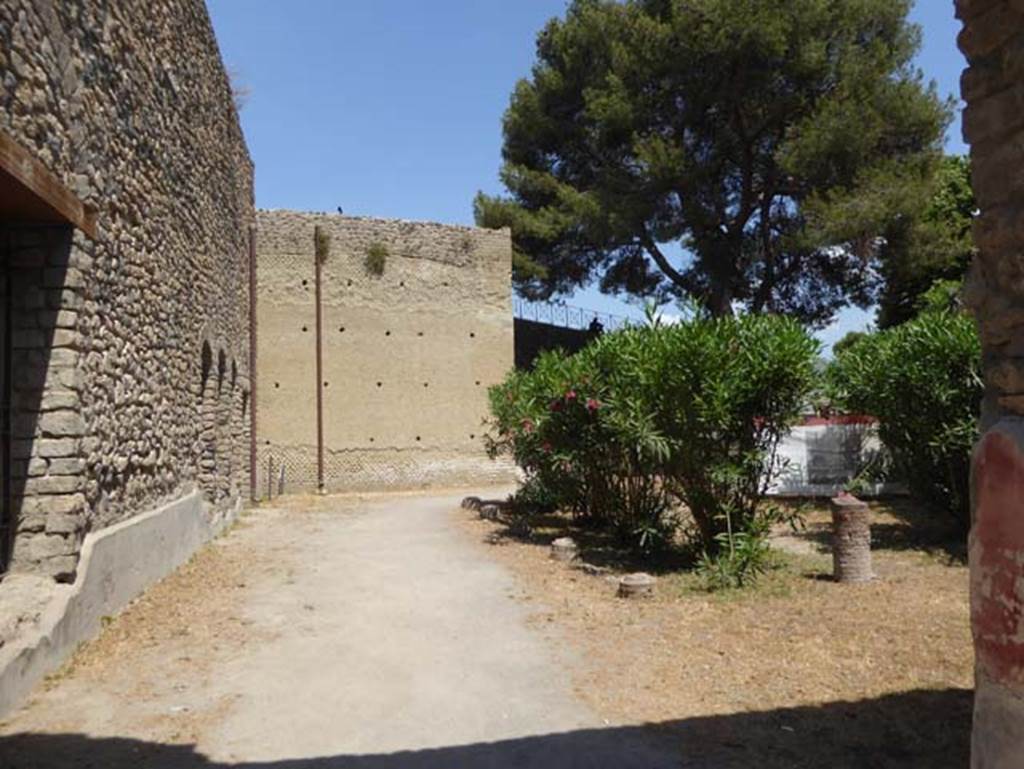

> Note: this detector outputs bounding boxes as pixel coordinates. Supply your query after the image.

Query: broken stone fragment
[572,561,611,577]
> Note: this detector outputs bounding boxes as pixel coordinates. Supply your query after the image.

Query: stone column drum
[830,494,873,584]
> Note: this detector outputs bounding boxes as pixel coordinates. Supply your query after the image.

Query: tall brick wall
[0,0,253,580]
[957,1,1024,765]
[256,211,516,492]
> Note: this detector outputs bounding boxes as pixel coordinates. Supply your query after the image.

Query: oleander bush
[486,313,819,562]
[827,307,982,531]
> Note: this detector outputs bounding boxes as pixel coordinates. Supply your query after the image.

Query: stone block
[998,394,1024,414]
[12,532,78,562]
[47,457,85,476]
[23,475,84,495]
[962,60,1003,105]
[39,391,79,411]
[38,410,85,438]
[45,512,82,535]
[972,133,1024,209]
[43,267,82,289]
[16,511,46,534]
[972,204,1024,254]
[958,3,1021,60]
[49,329,79,349]
[956,0,1004,23]
[988,357,1024,395]
[56,367,83,391]
[964,84,1024,146]
[52,310,78,329]
[42,348,77,369]
[48,556,80,583]
[45,288,82,311]
[18,494,86,517]
[35,438,78,458]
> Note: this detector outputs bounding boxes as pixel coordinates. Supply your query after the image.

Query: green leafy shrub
[696,512,776,591]
[486,314,819,561]
[504,475,560,538]
[643,315,819,551]
[827,309,981,530]
[486,341,672,552]
[365,242,388,276]
[507,474,560,516]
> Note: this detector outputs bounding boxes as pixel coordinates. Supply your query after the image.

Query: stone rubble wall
[256,211,516,492]
[0,0,254,580]
[956,1,1024,765]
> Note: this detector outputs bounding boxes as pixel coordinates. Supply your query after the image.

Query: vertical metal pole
[314,226,325,494]
[248,225,258,502]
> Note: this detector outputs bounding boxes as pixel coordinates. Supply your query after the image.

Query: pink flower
[565,389,578,401]
[586,398,601,412]
[521,418,535,434]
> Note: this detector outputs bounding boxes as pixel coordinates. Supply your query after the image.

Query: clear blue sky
[207,1,967,348]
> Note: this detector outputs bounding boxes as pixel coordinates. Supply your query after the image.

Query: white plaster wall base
[0,489,240,717]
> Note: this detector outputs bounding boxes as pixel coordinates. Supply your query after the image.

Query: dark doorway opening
[0,229,9,574]
[0,224,74,578]
[0,131,91,579]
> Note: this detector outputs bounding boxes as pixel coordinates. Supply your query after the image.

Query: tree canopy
[476,0,951,326]
[876,155,975,328]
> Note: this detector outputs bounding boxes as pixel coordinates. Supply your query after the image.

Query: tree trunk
[708,283,734,317]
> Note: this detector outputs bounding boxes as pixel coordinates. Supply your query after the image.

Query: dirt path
[0,491,679,768]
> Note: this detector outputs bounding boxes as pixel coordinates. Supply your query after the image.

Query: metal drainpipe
[248,225,258,502]
[314,225,325,494]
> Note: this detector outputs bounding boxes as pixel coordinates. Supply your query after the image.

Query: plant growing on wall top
[365,242,388,276]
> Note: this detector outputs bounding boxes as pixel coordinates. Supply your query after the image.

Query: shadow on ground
[786,498,968,566]
[0,688,971,769]
[483,508,695,576]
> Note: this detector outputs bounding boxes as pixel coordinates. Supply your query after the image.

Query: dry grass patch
[457,499,972,769]
[1,511,274,744]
